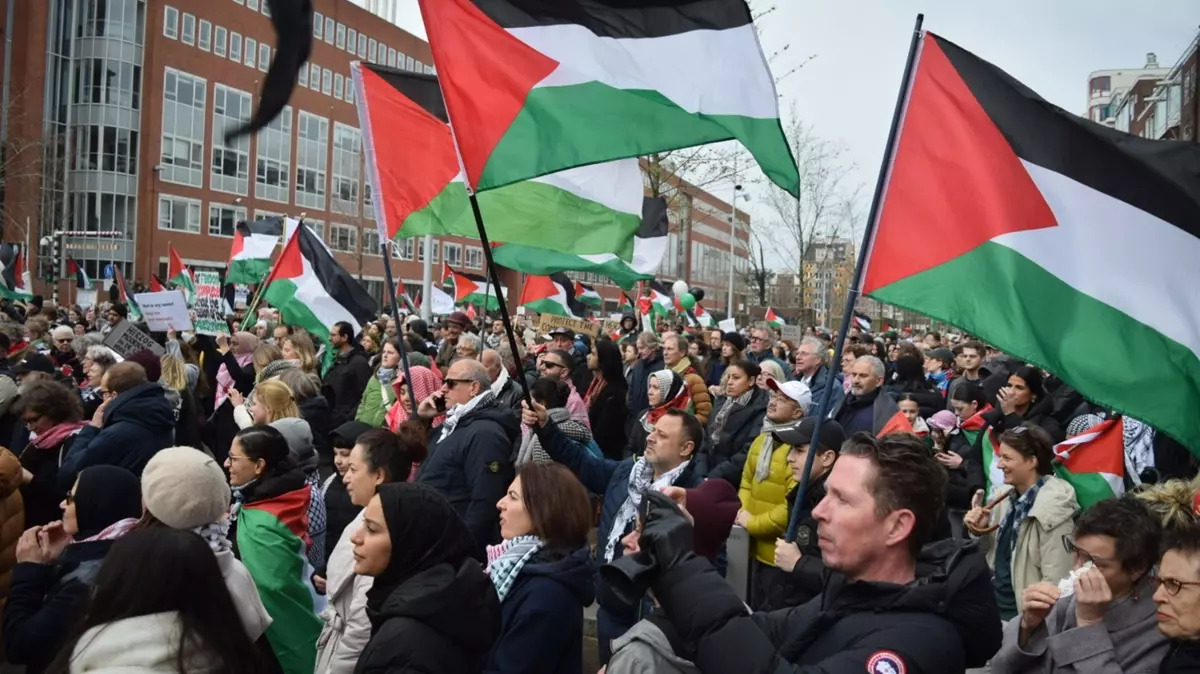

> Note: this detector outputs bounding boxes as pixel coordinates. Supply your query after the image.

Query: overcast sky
[371,1,1197,266]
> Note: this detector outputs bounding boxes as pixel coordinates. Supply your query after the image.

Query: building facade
[1108,33,1199,141]
[1085,53,1169,127]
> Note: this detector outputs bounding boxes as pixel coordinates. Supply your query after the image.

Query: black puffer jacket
[652,537,1002,673]
[324,346,374,428]
[982,396,1065,444]
[702,387,769,485]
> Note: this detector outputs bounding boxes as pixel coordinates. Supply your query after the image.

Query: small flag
[617,293,633,313]
[0,244,32,300]
[693,303,716,327]
[519,274,579,317]
[67,257,92,289]
[149,275,165,292]
[574,281,603,309]
[113,266,142,321]
[447,266,501,311]
[765,307,785,329]
[1053,418,1126,508]
[854,312,872,332]
[168,244,196,302]
[228,216,285,284]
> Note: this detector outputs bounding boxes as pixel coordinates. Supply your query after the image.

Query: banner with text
[193,272,228,336]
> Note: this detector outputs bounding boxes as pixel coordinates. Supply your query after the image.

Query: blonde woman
[160,353,202,448]
[283,330,319,373]
[249,379,301,425]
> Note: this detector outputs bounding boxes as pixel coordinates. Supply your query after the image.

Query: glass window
[336,23,345,49]
[295,111,328,210]
[78,125,139,174]
[331,123,361,215]
[198,20,211,51]
[330,224,357,253]
[387,48,396,68]
[414,60,423,72]
[208,204,246,238]
[211,84,252,195]
[163,6,178,38]
[305,219,324,240]
[405,55,414,70]
[309,64,320,91]
[363,181,373,218]
[324,17,334,44]
[313,11,323,39]
[466,247,483,269]
[334,73,343,100]
[229,31,242,62]
[261,0,270,16]
[347,28,357,53]
[160,68,207,187]
[258,43,270,72]
[443,243,461,266]
[247,0,258,10]
[75,58,142,109]
[357,34,366,58]
[368,38,377,62]
[322,68,332,95]
[213,26,227,56]
[158,195,202,233]
[255,105,292,203]
[392,238,414,261]
[298,61,308,87]
[362,228,380,256]
[232,0,242,4]
[244,37,256,67]
[181,13,195,45]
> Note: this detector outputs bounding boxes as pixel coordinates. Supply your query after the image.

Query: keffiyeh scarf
[193,520,232,553]
[753,419,797,483]
[439,391,496,442]
[604,458,690,562]
[485,535,544,602]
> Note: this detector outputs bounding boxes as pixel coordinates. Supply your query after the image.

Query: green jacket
[355,376,397,427]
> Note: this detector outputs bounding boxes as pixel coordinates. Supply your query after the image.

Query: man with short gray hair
[793,336,843,416]
[829,355,898,436]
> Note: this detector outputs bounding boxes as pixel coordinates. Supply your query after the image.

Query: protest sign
[718,318,737,333]
[601,319,621,336]
[76,288,97,309]
[133,291,193,332]
[234,284,250,309]
[537,313,599,337]
[103,321,164,357]
[193,271,228,336]
[780,325,804,342]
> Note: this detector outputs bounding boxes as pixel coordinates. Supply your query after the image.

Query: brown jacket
[0,446,25,659]
[672,357,712,425]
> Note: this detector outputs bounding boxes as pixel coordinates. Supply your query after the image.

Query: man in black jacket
[620,432,1002,673]
[323,321,372,427]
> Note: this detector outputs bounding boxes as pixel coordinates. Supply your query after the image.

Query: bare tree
[742,235,774,306]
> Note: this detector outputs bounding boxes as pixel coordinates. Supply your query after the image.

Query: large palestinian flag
[446,266,502,311]
[263,224,377,344]
[354,64,644,259]
[863,33,1200,454]
[417,0,798,196]
[113,266,141,321]
[236,484,322,674]
[519,273,580,317]
[228,216,285,284]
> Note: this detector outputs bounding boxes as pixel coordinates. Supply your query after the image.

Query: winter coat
[975,475,1079,609]
[324,347,374,428]
[355,376,397,428]
[830,387,900,437]
[215,548,273,642]
[321,473,360,577]
[58,382,176,488]
[17,427,78,529]
[797,364,843,417]
[417,401,520,557]
[885,380,944,419]
[0,447,22,658]
[3,539,115,673]
[316,512,372,674]
[534,420,702,626]
[1160,641,1200,673]
[983,402,1066,444]
[784,476,830,607]
[626,352,664,420]
[587,379,629,461]
[650,537,1003,673]
[670,358,712,425]
[170,384,203,451]
[607,620,701,674]
[67,610,225,673]
[992,576,1168,674]
[493,375,524,413]
[355,559,500,674]
[483,546,596,674]
[702,387,769,485]
[301,395,336,469]
[738,433,794,566]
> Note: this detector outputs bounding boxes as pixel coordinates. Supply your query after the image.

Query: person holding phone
[983,365,1065,444]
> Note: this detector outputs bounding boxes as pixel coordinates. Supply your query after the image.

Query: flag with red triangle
[764,307,785,329]
[1053,418,1127,508]
[113,266,142,321]
[149,275,165,292]
[66,257,91,289]
[464,304,477,320]
[519,274,578,318]
[168,244,196,304]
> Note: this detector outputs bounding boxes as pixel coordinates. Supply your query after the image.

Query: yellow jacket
[738,433,794,565]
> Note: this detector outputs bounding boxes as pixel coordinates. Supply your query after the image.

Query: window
[77,125,139,174]
[417,239,439,263]
[258,43,270,72]
[229,31,242,62]
[75,58,142,109]
[181,13,195,45]
[208,204,246,238]
[232,0,242,4]
[247,0,259,9]
[305,219,324,240]
[363,182,373,218]
[322,68,332,95]
[405,55,414,70]
[334,73,343,100]
[466,247,483,270]
[309,64,320,91]
[295,111,328,210]
[244,37,256,67]
[392,238,414,260]
[357,34,366,58]
[414,60,423,72]
[346,70,355,105]
[362,228,380,256]
[255,105,292,203]
[214,26,227,56]
[261,0,270,16]
[313,11,323,39]
[158,195,201,233]
[163,6,178,38]
[336,23,345,49]
[160,68,207,187]
[330,224,357,253]
[368,38,377,62]
[332,123,360,216]
[347,28,357,53]
[198,20,212,50]
[443,243,462,266]
[388,48,396,68]
[298,61,308,87]
[211,84,252,194]
[324,17,334,44]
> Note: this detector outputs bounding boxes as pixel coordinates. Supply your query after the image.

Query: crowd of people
[0,295,1197,673]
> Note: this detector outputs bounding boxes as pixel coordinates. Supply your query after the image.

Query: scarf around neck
[489,365,511,397]
[31,420,88,450]
[438,391,495,442]
[753,419,797,483]
[710,389,754,444]
[485,535,544,601]
[604,457,690,562]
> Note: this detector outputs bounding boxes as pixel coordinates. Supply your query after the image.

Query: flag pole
[380,238,421,418]
[239,217,290,331]
[786,13,925,542]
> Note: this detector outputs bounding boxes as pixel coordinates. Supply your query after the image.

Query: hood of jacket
[817,538,1001,668]
[299,394,331,417]
[103,381,176,431]
[1026,474,1078,531]
[370,558,499,656]
[335,345,369,368]
[520,545,596,607]
[456,402,521,443]
[270,417,318,474]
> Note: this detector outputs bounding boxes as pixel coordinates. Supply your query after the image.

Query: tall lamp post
[726,182,751,321]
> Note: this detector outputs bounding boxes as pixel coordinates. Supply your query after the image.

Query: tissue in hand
[1057,561,1095,598]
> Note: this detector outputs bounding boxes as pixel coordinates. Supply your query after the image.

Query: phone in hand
[434,395,447,413]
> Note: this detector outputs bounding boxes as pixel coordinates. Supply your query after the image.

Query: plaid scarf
[710,389,754,445]
[1000,475,1048,534]
[604,458,690,562]
[485,535,543,602]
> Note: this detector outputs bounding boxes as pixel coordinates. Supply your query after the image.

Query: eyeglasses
[227,453,252,463]
[99,388,114,398]
[55,337,72,344]
[1062,535,1115,566]
[749,336,766,342]
[443,378,474,388]
[1149,575,1200,596]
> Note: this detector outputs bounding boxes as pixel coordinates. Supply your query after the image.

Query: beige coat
[315,511,373,674]
[978,475,1079,608]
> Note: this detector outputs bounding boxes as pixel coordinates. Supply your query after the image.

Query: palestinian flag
[646,280,673,316]
[519,273,581,317]
[113,266,142,321]
[491,196,669,289]
[149,275,165,292]
[862,33,1200,455]
[440,262,454,289]
[228,216,285,284]
[168,244,196,301]
[574,281,602,309]
[263,224,377,350]
[417,0,799,196]
[447,266,501,311]
[395,279,419,313]
[354,64,644,259]
[1053,417,1126,508]
[0,244,31,300]
[693,303,716,328]
[617,293,633,313]
[66,257,91,289]
[235,484,322,674]
[764,307,785,330]
[465,303,477,320]
[853,313,872,332]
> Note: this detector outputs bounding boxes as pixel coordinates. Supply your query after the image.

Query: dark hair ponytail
[357,423,428,483]
[235,425,295,476]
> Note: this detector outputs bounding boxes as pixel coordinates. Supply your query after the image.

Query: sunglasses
[443,378,474,388]
[539,361,565,370]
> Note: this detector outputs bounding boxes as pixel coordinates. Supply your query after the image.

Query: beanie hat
[127,350,162,382]
[331,420,373,449]
[270,417,317,473]
[685,479,741,559]
[721,332,746,352]
[928,410,959,432]
[141,447,231,530]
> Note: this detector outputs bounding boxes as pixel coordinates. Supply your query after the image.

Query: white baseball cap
[765,377,812,410]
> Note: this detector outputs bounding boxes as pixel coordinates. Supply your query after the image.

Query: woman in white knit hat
[137,446,274,653]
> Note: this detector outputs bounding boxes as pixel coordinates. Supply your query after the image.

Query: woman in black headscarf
[3,465,142,672]
[350,483,500,673]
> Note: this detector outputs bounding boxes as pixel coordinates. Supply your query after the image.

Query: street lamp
[727,186,751,320]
